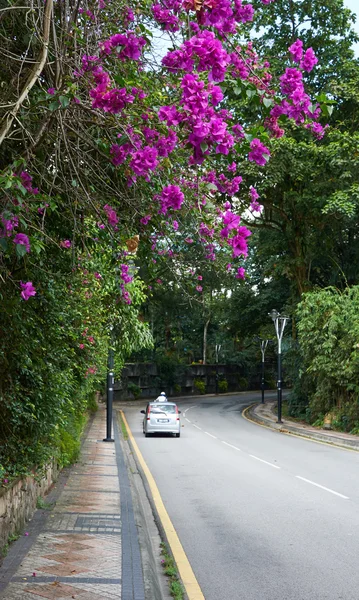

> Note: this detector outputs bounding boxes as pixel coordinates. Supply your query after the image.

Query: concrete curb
[244,403,359,453]
[116,413,172,600]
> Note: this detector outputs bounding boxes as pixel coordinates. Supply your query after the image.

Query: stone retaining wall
[0,461,59,552]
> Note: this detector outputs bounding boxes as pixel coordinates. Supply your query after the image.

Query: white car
[141,402,181,437]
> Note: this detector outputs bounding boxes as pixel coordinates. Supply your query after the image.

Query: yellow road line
[242,405,358,454]
[120,410,205,600]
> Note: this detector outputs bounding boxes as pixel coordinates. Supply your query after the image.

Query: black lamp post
[103,324,115,442]
[268,310,289,424]
[215,343,221,394]
[254,337,272,404]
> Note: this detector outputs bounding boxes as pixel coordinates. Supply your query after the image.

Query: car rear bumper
[145,425,180,434]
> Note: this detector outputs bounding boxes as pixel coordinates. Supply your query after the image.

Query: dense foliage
[0,0,356,479]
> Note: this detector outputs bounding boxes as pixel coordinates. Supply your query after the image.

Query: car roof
[148,401,177,406]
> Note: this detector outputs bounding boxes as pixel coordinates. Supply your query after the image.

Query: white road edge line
[205,431,217,439]
[222,441,242,452]
[249,455,281,469]
[193,424,202,430]
[186,418,191,423]
[296,476,349,499]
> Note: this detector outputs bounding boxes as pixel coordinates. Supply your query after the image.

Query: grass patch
[1,532,20,559]
[160,542,184,600]
[36,496,54,510]
[118,412,129,440]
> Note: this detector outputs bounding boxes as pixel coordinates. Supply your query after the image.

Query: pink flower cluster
[19,171,39,195]
[152,4,180,31]
[99,32,146,61]
[104,204,119,227]
[221,209,251,258]
[20,281,36,301]
[159,185,184,214]
[248,138,270,166]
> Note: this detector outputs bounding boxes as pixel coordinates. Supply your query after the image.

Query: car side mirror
[140,410,145,414]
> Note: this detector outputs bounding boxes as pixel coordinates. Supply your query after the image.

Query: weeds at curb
[118,413,129,440]
[160,542,184,600]
[1,532,20,559]
[36,496,54,510]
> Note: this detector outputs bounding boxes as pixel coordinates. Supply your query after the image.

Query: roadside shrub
[218,379,228,393]
[194,379,206,394]
[58,412,87,467]
[173,383,181,394]
[128,382,142,399]
[87,392,99,413]
[238,377,248,390]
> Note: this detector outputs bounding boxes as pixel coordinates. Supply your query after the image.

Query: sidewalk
[247,401,359,451]
[0,407,145,600]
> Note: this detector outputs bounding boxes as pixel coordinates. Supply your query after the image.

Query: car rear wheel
[145,432,151,437]
[175,432,180,438]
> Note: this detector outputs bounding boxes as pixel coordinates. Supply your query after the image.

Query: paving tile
[0,407,145,600]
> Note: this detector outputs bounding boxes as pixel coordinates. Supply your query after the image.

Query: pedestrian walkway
[248,400,359,451]
[0,407,145,600]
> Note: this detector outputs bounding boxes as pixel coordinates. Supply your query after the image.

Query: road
[122,393,359,600]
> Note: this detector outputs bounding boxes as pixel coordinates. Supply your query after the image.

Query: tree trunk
[203,317,210,365]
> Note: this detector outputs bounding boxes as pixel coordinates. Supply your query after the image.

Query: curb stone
[244,403,359,452]
[116,413,172,600]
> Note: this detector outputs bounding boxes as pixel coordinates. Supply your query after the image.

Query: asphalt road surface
[122,393,359,600]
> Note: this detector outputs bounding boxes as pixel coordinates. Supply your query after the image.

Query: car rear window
[151,404,176,414]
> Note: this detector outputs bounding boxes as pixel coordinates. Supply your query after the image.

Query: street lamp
[103,324,115,442]
[215,343,221,394]
[254,337,272,404]
[268,309,289,424]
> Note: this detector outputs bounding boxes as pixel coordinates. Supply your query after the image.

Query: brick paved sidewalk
[0,407,145,600]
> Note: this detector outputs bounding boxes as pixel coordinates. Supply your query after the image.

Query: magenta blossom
[14,233,31,253]
[140,215,152,225]
[288,39,303,63]
[248,138,270,166]
[47,88,56,95]
[196,285,203,292]
[20,281,36,301]
[159,185,184,214]
[94,272,102,280]
[300,48,318,72]
[60,240,71,249]
[235,267,246,279]
[79,343,85,349]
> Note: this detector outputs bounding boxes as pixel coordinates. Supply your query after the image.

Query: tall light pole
[254,337,272,404]
[103,324,115,442]
[269,310,289,424]
[215,343,221,394]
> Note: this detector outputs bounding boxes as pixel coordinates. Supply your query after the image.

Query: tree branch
[0,0,53,146]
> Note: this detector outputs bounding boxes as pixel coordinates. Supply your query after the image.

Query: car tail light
[147,407,151,421]
[176,406,180,421]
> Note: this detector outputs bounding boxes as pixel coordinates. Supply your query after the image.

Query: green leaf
[200,142,208,152]
[0,238,8,251]
[49,100,60,112]
[263,97,274,108]
[59,95,70,108]
[15,244,28,258]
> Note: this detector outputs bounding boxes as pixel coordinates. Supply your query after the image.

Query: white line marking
[296,476,349,499]
[222,441,242,452]
[205,431,217,439]
[249,455,281,469]
[186,418,191,423]
[193,424,202,430]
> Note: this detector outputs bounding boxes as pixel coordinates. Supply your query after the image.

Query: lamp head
[269,309,280,321]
